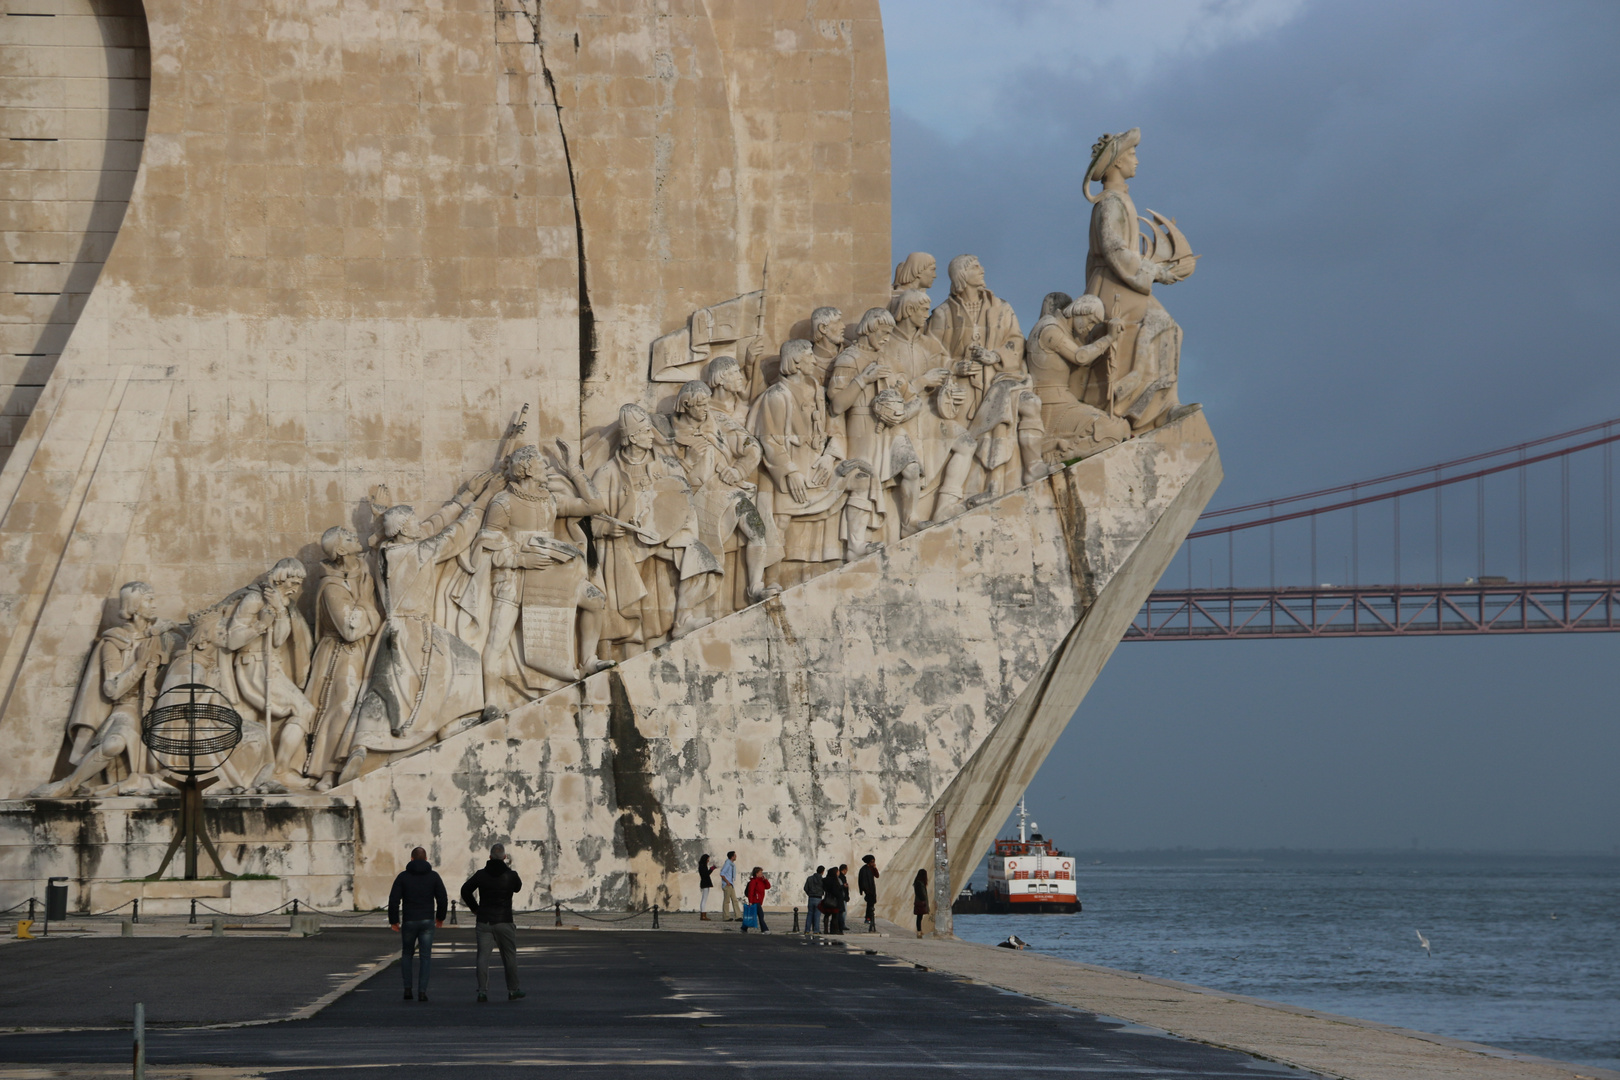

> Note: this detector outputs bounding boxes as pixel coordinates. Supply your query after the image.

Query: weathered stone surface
[0,411,1216,911]
[0,793,355,913]
[345,411,1219,911]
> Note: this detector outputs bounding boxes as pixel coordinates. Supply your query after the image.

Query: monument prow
[0,3,1215,917]
[1,410,1217,916]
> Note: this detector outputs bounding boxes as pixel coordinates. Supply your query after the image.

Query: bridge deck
[1129,581,1620,640]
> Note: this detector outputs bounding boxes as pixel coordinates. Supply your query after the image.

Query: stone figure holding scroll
[303,526,383,790]
[339,471,503,783]
[749,338,870,588]
[480,442,610,709]
[32,582,180,798]
[225,557,316,787]
[1026,294,1132,462]
[1084,127,1196,433]
[593,404,722,656]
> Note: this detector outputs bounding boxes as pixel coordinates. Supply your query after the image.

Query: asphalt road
[0,928,396,1026]
[0,929,1320,1078]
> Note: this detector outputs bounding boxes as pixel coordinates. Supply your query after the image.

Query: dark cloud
[889,0,1620,850]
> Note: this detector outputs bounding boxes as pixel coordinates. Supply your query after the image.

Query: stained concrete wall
[346,412,1220,913]
[0,414,1220,911]
[0,793,354,912]
[0,1,891,801]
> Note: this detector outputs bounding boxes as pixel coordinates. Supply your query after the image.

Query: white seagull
[1415,929,1431,956]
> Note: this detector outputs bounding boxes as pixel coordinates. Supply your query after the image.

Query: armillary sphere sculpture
[141,683,243,880]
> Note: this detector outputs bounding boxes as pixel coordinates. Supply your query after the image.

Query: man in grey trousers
[460,842,526,1002]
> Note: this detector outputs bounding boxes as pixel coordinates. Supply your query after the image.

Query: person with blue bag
[740,866,771,933]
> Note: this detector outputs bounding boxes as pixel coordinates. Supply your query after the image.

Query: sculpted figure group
[35,128,1194,799]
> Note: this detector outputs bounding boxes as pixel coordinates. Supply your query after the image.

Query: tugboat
[954,798,1081,914]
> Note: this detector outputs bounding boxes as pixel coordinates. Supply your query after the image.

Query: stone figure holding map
[480,442,611,708]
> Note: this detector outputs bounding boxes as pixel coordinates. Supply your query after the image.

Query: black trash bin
[45,877,67,921]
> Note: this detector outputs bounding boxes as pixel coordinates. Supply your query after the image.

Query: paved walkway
[0,926,1313,1079]
[1,918,1612,1080]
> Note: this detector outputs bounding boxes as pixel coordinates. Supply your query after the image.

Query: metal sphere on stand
[140,683,244,880]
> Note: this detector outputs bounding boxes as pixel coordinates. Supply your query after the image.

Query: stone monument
[0,6,1217,928]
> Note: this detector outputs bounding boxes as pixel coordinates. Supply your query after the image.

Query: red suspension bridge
[1129,416,1620,640]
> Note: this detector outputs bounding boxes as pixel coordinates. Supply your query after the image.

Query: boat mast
[1017,796,1028,843]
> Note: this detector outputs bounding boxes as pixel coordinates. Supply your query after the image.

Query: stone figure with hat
[1083,126,1198,433]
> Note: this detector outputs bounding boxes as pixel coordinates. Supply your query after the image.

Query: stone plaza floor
[0,923,1316,1079]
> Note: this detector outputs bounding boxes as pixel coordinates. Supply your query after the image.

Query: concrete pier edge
[852,922,1619,1080]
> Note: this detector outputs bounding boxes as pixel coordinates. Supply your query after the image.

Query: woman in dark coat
[698,853,714,921]
[913,868,930,937]
[822,866,845,934]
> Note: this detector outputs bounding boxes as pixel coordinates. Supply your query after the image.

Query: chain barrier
[83,898,137,918]
[195,899,292,919]
[1,897,41,914]
[530,904,655,923]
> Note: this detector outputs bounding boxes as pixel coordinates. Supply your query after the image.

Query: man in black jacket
[388,846,448,1001]
[858,854,880,933]
[460,842,525,1002]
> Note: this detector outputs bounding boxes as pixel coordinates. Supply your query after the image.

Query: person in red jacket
[741,866,771,933]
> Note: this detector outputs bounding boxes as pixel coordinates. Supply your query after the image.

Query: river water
[951,852,1619,1071]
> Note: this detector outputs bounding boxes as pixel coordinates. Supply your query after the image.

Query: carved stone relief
[34,130,1195,797]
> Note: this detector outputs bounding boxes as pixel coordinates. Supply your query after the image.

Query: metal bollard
[189,899,197,924]
[554,901,562,927]
[651,904,659,930]
[131,899,139,925]
[133,1002,145,1080]
[27,897,34,923]
[792,906,800,933]
[449,900,458,926]
[291,899,299,917]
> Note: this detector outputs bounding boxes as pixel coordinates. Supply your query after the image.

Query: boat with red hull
[955,799,1081,915]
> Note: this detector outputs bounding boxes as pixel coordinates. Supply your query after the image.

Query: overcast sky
[880,0,1620,853]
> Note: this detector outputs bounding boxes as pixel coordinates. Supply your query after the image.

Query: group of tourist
[388,842,942,1003]
[693,851,934,938]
